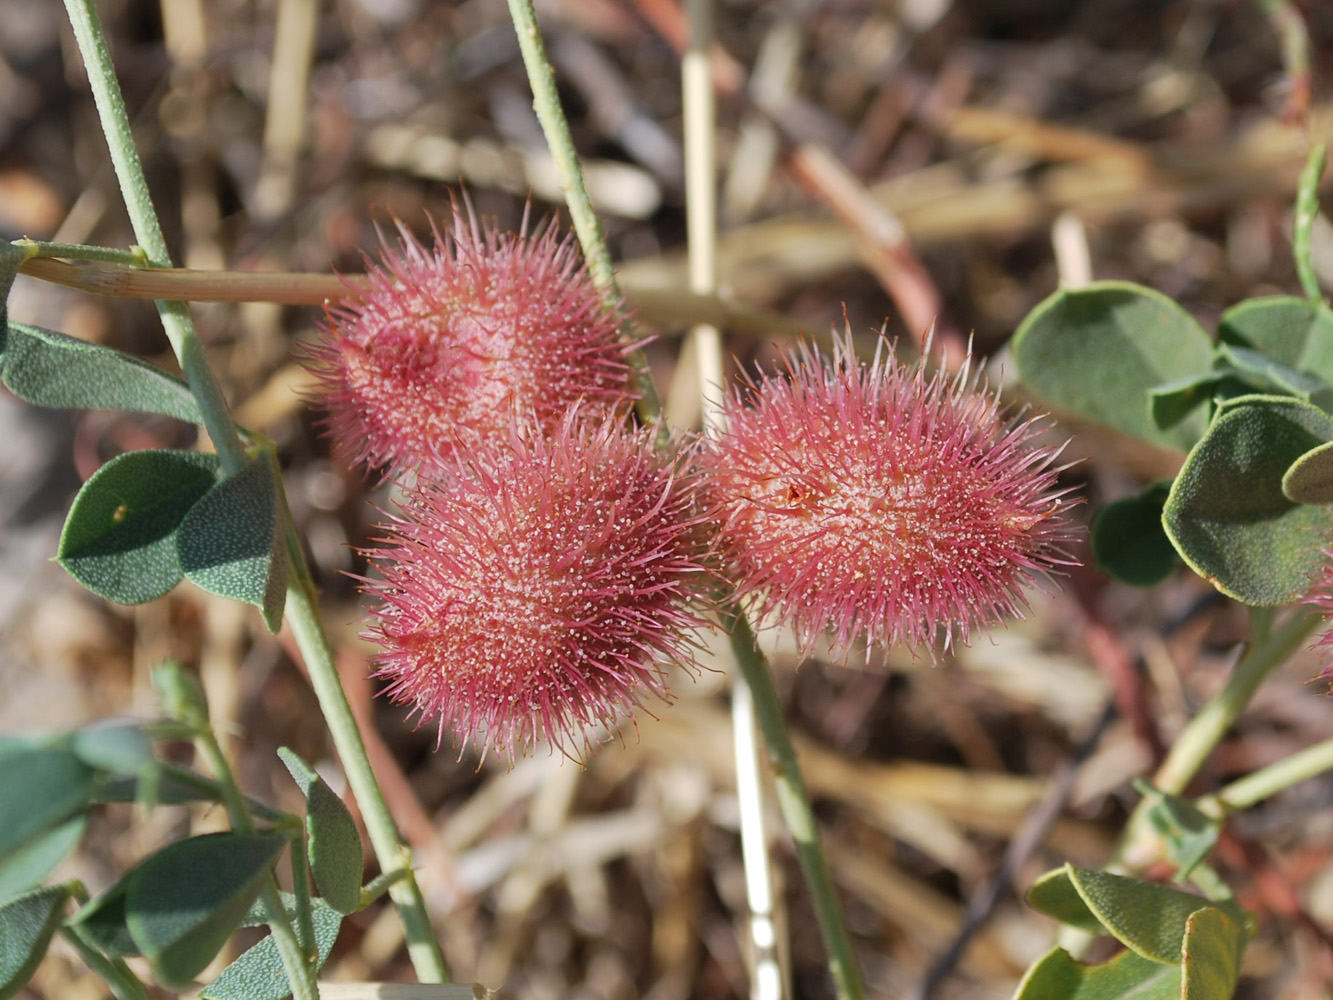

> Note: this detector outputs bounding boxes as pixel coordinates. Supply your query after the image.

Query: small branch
[1199,735,1333,817]
[16,256,803,340]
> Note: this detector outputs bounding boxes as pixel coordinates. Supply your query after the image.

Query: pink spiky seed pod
[698,334,1078,656]
[363,412,713,762]
[306,205,635,478]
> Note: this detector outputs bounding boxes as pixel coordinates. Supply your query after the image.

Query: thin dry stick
[682,2,783,998]
[16,256,803,339]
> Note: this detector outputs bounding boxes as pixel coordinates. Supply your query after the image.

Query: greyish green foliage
[178,454,288,634]
[0,322,202,421]
[74,833,288,988]
[1162,395,1333,605]
[1014,866,1248,1000]
[278,749,364,916]
[1012,281,1214,451]
[0,886,72,1000]
[58,450,225,604]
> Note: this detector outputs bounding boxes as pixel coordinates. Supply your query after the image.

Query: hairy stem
[62,0,246,473]
[1152,608,1320,796]
[503,0,662,424]
[1199,734,1333,817]
[726,613,867,1000]
[283,519,450,983]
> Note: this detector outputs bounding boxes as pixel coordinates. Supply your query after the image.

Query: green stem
[503,0,662,424]
[1152,608,1320,796]
[62,926,152,1000]
[195,723,318,1000]
[289,826,320,970]
[62,0,246,473]
[283,518,449,983]
[725,612,866,1000]
[1199,734,1333,817]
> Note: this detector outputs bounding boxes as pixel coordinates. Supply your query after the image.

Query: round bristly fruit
[364,413,711,761]
[698,334,1078,656]
[307,205,634,478]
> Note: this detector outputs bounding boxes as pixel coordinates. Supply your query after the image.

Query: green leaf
[1217,296,1333,384]
[1012,947,1179,1000]
[124,832,287,987]
[67,879,137,958]
[1064,866,1215,965]
[1214,342,1333,411]
[1181,907,1245,1000]
[1283,440,1333,504]
[57,450,224,605]
[1012,281,1214,450]
[1149,373,1219,431]
[0,815,85,901]
[0,885,71,1000]
[1133,780,1221,881]
[0,322,202,421]
[71,720,155,776]
[1091,482,1179,587]
[178,454,288,634]
[277,749,363,915]
[1026,866,1109,936]
[200,899,343,1000]
[1162,395,1333,604]
[0,744,96,867]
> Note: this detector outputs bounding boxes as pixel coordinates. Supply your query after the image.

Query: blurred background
[2,1,1333,997]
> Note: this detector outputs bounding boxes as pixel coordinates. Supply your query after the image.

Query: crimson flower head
[363,412,711,761]
[699,335,1077,655]
[307,206,634,478]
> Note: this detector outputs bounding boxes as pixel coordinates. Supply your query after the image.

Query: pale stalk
[683,1,783,997]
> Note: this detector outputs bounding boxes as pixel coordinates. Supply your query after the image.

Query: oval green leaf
[72,720,155,776]
[1217,296,1333,384]
[125,832,287,987]
[1181,907,1245,1000]
[1283,440,1333,505]
[0,815,85,902]
[1012,281,1214,450]
[1162,395,1333,604]
[1091,481,1179,587]
[178,454,287,634]
[58,449,224,605]
[0,744,95,866]
[1012,946,1179,1000]
[1065,866,1214,965]
[1,322,202,421]
[277,749,363,915]
[200,899,343,1000]
[0,885,71,1000]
